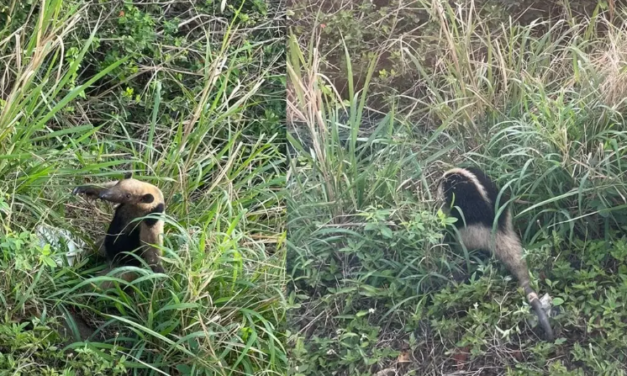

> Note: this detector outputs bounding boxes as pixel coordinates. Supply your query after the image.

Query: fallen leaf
[512,349,522,361]
[453,346,469,370]
[375,368,396,376]
[397,350,410,363]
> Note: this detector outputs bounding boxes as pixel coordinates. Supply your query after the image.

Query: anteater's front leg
[142,246,165,274]
[139,221,165,274]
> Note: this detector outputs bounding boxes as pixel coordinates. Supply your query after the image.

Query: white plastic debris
[539,293,553,316]
[36,225,86,267]
[527,293,554,329]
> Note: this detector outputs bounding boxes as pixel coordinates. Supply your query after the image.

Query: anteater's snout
[98,191,112,200]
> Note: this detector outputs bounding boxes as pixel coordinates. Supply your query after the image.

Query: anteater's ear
[123,172,133,180]
[141,194,154,204]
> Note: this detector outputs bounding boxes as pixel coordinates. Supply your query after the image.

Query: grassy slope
[0,1,285,375]
[288,2,627,375]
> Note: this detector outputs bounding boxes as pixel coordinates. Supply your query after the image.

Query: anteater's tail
[524,285,554,341]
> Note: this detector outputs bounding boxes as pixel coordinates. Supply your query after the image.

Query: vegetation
[0,0,285,375]
[287,1,627,375]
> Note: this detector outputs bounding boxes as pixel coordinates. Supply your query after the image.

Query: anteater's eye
[126,194,131,199]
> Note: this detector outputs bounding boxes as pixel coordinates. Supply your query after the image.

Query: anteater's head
[99,172,165,212]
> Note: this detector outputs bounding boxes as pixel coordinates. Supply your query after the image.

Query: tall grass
[288,2,627,375]
[0,1,285,374]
